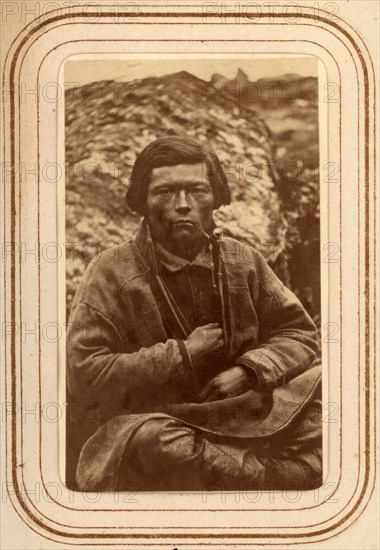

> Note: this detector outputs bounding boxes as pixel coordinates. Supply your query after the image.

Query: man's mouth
[173,219,195,227]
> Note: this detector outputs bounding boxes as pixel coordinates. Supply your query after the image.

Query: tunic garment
[152,240,224,390]
[67,220,322,491]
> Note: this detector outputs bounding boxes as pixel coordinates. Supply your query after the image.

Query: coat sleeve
[67,301,194,419]
[235,249,319,390]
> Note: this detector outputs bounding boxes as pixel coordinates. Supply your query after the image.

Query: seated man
[67,136,322,492]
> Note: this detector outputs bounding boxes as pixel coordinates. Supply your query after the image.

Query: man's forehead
[150,162,209,184]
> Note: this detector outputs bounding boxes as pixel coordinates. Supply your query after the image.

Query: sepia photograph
[0,0,380,550]
[64,55,322,493]
[2,2,378,546]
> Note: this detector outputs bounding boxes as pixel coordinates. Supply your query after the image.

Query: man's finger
[199,387,211,400]
[203,389,224,402]
[210,340,224,353]
[199,380,215,400]
[200,388,217,402]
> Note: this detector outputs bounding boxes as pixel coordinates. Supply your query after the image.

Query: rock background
[65,69,319,322]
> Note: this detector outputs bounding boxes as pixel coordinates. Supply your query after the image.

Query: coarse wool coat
[67,221,322,490]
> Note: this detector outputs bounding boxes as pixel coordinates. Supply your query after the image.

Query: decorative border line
[2,3,376,546]
[5,4,374,540]
[30,35,344,518]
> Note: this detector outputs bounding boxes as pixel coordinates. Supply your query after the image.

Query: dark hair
[126,136,231,214]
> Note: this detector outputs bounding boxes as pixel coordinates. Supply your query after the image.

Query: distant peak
[169,70,194,78]
[235,68,249,84]
[162,70,205,83]
[210,69,250,89]
[211,72,228,83]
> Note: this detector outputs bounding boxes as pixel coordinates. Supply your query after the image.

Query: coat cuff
[235,359,264,391]
[236,347,288,390]
[177,340,200,391]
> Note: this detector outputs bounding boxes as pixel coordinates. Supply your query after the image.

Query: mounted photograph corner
[63,56,322,492]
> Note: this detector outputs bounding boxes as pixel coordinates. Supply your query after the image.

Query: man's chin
[171,224,199,240]
[172,225,196,239]
[169,227,204,253]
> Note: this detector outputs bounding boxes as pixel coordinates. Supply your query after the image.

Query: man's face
[146,163,214,253]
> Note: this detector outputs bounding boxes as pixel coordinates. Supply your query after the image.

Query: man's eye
[156,189,173,196]
[191,188,208,197]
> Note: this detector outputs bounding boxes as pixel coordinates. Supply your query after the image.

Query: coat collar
[134,219,213,273]
[154,241,213,272]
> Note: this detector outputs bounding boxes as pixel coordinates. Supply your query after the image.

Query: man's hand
[186,323,224,367]
[199,365,253,402]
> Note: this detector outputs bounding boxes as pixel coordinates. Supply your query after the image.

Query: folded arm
[203,250,319,399]
[236,251,319,391]
[67,301,197,417]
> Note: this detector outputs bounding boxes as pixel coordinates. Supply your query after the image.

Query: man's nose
[175,190,191,213]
